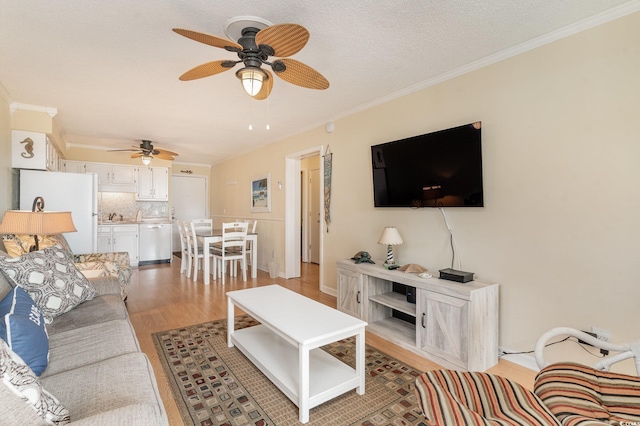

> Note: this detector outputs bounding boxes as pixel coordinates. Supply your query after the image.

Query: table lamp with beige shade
[0,197,76,252]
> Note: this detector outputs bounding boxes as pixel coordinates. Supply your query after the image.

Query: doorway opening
[301,158,321,264]
[285,146,324,290]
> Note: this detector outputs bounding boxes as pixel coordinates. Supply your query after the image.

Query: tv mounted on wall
[371,122,483,208]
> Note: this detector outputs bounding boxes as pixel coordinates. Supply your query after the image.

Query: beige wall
[0,95,11,215]
[211,12,640,360]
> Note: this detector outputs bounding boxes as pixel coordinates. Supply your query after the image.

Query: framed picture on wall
[250,173,271,213]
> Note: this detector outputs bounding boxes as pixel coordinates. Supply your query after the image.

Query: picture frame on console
[250,173,271,213]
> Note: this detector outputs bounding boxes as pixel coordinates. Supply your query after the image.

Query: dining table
[196,229,258,285]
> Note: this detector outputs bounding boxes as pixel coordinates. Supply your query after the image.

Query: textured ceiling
[0,1,637,164]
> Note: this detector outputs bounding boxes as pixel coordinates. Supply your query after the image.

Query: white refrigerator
[19,170,98,254]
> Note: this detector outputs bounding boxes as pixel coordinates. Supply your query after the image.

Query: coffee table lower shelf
[230,324,361,412]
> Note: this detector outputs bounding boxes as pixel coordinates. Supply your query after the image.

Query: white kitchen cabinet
[85,163,136,189]
[337,267,365,320]
[136,167,168,201]
[336,259,499,371]
[46,138,59,171]
[11,130,47,170]
[61,161,136,191]
[97,224,139,266]
[61,160,85,173]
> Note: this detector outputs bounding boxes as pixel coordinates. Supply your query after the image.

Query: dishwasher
[139,222,172,265]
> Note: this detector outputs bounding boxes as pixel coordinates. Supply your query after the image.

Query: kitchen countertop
[99,218,172,225]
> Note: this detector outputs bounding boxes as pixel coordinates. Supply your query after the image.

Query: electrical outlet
[591,326,611,342]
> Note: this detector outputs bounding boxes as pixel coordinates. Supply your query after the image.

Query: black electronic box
[439,268,474,283]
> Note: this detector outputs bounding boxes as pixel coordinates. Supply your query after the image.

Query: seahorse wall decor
[20,137,35,158]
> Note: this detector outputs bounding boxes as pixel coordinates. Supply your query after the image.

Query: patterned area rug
[153,315,429,426]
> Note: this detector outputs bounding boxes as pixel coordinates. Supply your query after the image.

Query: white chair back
[179,221,202,281]
[176,221,189,274]
[221,221,249,250]
[191,218,213,234]
[213,222,249,285]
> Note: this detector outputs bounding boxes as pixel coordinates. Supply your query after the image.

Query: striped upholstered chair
[533,327,640,426]
[415,369,561,425]
[415,328,640,425]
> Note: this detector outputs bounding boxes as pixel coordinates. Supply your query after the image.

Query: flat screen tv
[371,122,483,208]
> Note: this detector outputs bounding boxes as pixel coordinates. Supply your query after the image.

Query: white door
[171,175,207,252]
[309,168,321,263]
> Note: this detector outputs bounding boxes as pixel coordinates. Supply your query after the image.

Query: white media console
[337,259,499,371]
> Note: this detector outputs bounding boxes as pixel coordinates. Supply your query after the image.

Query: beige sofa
[1,233,133,300]
[0,247,167,425]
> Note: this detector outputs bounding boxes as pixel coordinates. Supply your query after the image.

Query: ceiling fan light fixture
[141,155,152,166]
[237,67,267,97]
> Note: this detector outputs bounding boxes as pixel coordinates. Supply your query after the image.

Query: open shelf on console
[369,292,416,317]
[368,317,416,346]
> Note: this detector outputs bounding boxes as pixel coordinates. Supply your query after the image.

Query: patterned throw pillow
[0,338,70,425]
[0,287,49,376]
[0,246,97,324]
[73,261,108,279]
[0,339,70,425]
[1,234,60,258]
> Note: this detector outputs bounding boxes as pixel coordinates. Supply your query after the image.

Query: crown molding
[10,102,58,118]
[66,143,110,151]
[0,83,14,105]
[173,161,211,168]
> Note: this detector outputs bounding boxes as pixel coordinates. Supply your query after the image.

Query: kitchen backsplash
[99,192,168,220]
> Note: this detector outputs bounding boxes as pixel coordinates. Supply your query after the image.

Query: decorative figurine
[351,251,375,264]
[398,264,428,273]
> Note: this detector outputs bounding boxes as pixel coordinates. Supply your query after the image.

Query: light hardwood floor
[127,258,536,426]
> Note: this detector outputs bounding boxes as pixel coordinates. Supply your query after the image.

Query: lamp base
[29,235,40,252]
[383,263,400,270]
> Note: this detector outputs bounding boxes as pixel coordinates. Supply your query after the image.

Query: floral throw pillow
[0,246,97,324]
[1,234,60,258]
[0,338,70,425]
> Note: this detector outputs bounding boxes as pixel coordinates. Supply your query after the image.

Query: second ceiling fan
[173,17,329,100]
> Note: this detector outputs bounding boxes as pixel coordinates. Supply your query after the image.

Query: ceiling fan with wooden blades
[173,17,329,99]
[109,140,178,164]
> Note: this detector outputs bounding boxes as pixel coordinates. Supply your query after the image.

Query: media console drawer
[336,259,499,371]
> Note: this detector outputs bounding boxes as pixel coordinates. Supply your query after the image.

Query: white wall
[210,11,640,364]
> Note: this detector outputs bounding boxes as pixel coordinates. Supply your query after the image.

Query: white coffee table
[227,285,367,424]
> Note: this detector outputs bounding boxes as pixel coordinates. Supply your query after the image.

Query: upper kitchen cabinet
[11,130,48,170]
[61,161,137,192]
[136,167,168,201]
[85,163,136,187]
[60,160,85,173]
[46,138,60,171]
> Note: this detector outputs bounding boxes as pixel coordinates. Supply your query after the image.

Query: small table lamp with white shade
[378,226,403,267]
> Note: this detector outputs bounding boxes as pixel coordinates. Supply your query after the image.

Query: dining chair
[176,221,189,275]
[245,220,257,266]
[212,221,249,285]
[191,218,213,233]
[183,221,204,281]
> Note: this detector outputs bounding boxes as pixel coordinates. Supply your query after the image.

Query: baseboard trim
[321,285,337,297]
[498,346,540,372]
